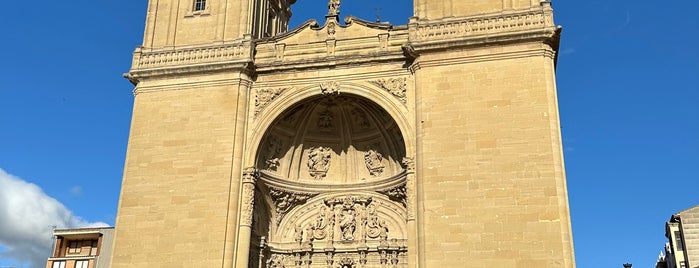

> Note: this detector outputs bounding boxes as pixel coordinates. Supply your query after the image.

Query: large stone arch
[246,89,410,267]
[246,81,414,167]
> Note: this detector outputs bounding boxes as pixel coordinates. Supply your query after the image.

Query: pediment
[254,16,409,70]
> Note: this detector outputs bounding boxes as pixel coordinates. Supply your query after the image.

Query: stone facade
[111,0,575,267]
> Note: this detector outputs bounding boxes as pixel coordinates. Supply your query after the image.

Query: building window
[680,261,687,268]
[194,0,206,11]
[675,231,684,251]
[68,241,81,254]
[75,260,89,268]
[52,261,66,268]
[90,239,98,255]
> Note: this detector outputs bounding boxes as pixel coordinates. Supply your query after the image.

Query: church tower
[112,0,575,267]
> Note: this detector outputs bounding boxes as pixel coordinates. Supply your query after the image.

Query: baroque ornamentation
[255,87,289,116]
[240,167,258,226]
[267,254,286,268]
[377,183,407,208]
[327,21,337,37]
[338,255,356,268]
[312,206,330,240]
[364,149,385,177]
[324,196,373,242]
[320,81,340,97]
[370,78,407,104]
[269,187,317,225]
[307,147,332,179]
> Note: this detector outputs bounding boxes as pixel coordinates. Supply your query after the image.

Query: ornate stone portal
[250,95,408,267]
[113,0,575,266]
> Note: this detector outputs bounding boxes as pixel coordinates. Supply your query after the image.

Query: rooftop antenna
[375,6,382,23]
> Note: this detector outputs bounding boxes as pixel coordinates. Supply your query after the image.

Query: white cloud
[0,168,109,268]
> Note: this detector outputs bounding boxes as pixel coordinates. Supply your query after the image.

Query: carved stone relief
[364,149,385,177]
[267,254,286,268]
[350,108,370,129]
[377,183,407,208]
[307,146,332,179]
[327,21,337,37]
[255,87,289,116]
[320,81,341,97]
[370,78,407,104]
[269,186,317,225]
[317,109,334,131]
[241,167,258,226]
[264,135,283,171]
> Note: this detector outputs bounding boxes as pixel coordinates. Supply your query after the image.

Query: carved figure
[364,149,385,177]
[379,220,389,247]
[351,108,370,129]
[339,208,357,241]
[307,146,332,179]
[328,0,340,16]
[317,110,334,131]
[265,135,283,171]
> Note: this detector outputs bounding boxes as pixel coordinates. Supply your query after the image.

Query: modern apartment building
[45,227,114,268]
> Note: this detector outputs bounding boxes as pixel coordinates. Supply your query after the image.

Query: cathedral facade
[111,0,575,267]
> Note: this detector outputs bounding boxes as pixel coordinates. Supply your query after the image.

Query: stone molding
[409,4,554,42]
[131,42,252,70]
[407,4,559,57]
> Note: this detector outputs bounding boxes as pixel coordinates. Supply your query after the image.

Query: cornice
[258,170,407,194]
[407,4,560,54]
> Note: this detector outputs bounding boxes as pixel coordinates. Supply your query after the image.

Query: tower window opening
[194,0,206,11]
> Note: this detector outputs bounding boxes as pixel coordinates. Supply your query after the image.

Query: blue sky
[0,0,697,267]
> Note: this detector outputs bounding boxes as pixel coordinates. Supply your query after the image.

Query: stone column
[235,167,258,268]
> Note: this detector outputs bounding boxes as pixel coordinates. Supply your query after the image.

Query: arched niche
[249,94,409,267]
[255,94,406,183]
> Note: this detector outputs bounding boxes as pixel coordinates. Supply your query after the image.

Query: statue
[307,146,332,179]
[339,209,357,241]
[328,0,341,16]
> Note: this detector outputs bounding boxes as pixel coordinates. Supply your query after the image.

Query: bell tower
[113,0,575,267]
